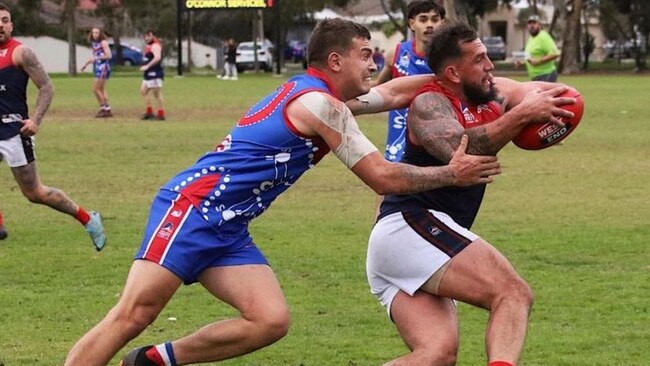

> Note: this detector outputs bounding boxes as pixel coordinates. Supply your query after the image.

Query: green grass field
[0,71,648,365]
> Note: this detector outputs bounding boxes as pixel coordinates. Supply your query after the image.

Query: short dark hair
[307,18,371,66]
[427,21,478,74]
[0,2,11,13]
[407,0,445,20]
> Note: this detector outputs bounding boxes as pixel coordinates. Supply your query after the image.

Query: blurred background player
[81,27,113,118]
[140,30,165,120]
[0,2,106,250]
[374,0,445,163]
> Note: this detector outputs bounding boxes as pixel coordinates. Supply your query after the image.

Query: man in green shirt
[523,15,560,81]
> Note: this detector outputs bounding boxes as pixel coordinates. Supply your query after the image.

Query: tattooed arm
[13,45,53,136]
[409,86,576,159]
[287,92,500,195]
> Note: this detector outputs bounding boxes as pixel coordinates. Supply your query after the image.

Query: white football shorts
[0,134,35,167]
[366,209,479,316]
[142,78,163,89]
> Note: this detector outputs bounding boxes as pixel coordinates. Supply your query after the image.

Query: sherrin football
[513,87,584,150]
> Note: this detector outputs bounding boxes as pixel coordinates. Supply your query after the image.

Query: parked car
[109,43,143,66]
[603,39,636,59]
[236,40,274,72]
[284,40,306,63]
[481,36,506,61]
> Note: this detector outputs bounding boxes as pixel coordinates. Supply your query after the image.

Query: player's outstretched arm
[347,74,435,116]
[287,92,499,195]
[352,135,500,195]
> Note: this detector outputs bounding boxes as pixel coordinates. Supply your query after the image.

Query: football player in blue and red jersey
[374,0,446,163]
[81,27,113,118]
[65,18,501,366]
[0,3,105,250]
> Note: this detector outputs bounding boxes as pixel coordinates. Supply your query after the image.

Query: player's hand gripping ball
[513,87,584,150]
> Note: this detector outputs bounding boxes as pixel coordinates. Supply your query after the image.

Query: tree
[601,0,649,71]
[558,0,583,74]
[63,0,78,76]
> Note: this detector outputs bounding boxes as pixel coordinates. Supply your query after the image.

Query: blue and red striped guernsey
[0,38,29,140]
[161,68,333,228]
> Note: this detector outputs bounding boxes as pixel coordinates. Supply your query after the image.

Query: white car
[236,40,274,72]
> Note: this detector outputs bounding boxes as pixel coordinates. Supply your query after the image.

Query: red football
[513,87,584,150]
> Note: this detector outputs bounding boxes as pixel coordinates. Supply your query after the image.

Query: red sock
[144,347,165,365]
[0,211,4,226]
[157,110,165,117]
[75,207,91,225]
[146,106,153,114]
[489,361,514,366]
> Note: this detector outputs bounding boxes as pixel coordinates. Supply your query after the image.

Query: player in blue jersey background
[81,27,113,118]
[65,18,501,366]
[374,0,446,162]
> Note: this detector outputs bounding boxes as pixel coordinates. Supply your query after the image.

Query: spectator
[522,15,560,81]
[221,38,238,81]
[372,46,385,71]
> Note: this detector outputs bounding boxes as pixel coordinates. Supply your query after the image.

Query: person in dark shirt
[0,2,106,249]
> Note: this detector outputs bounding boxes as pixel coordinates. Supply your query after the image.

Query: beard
[462,80,497,105]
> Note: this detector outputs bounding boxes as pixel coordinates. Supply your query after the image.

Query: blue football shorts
[135,189,269,284]
[94,63,111,79]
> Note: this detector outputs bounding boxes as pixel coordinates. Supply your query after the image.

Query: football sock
[145,343,177,366]
[488,361,514,366]
[0,211,4,226]
[146,106,153,114]
[75,207,91,225]
[157,110,165,118]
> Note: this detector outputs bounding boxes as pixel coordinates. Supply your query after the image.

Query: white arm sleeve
[297,93,378,169]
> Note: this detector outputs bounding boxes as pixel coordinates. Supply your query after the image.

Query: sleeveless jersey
[385,41,431,162]
[0,38,29,140]
[143,39,164,80]
[379,81,503,229]
[92,40,110,76]
[161,68,333,228]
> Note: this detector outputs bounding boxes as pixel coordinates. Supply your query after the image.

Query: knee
[22,187,44,204]
[500,277,534,311]
[414,347,457,366]
[260,306,291,343]
[249,304,291,344]
[111,303,159,338]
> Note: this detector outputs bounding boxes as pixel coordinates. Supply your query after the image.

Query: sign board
[184,0,274,9]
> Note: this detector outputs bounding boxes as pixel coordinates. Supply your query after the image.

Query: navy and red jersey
[0,38,29,140]
[384,41,431,162]
[160,67,335,229]
[143,38,164,80]
[379,81,503,229]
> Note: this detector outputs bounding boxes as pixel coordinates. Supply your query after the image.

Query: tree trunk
[443,0,458,22]
[559,0,583,74]
[65,0,77,76]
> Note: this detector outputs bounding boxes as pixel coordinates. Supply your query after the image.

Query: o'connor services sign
[184,0,274,9]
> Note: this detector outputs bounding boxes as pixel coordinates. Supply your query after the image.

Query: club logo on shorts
[428,225,442,236]
[157,222,175,240]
